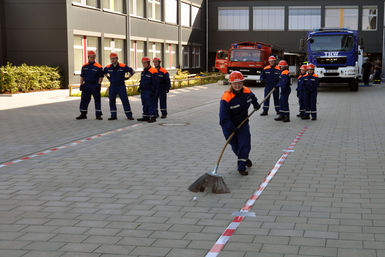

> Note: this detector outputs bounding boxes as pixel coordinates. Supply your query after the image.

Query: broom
[188,87,276,194]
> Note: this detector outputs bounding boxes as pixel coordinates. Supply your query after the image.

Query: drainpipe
[205,0,208,72]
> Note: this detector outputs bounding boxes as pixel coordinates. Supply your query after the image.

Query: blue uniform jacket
[277,70,291,91]
[157,67,171,92]
[219,87,259,133]
[297,74,305,91]
[303,73,319,92]
[140,66,159,93]
[81,62,103,84]
[103,63,134,87]
[260,65,281,86]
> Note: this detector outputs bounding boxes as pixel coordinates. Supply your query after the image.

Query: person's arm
[250,92,260,110]
[97,68,103,85]
[219,100,236,134]
[152,72,159,95]
[165,72,171,92]
[125,66,135,80]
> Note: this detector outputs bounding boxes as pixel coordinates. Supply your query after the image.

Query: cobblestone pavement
[0,83,385,257]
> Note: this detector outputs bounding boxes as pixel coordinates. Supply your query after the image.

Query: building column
[178,0,182,69]
[126,0,131,66]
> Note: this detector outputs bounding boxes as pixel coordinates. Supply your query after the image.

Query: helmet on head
[278,60,288,67]
[141,56,151,62]
[307,63,315,70]
[153,57,161,62]
[300,65,307,70]
[110,53,118,58]
[268,56,276,61]
[228,71,245,83]
[88,50,96,56]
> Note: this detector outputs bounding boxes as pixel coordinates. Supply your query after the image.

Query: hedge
[0,63,63,93]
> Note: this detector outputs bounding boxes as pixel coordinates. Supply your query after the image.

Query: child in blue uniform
[303,63,319,120]
[296,65,307,118]
[274,60,291,122]
[220,71,260,176]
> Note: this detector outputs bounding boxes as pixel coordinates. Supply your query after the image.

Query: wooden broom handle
[215,87,276,168]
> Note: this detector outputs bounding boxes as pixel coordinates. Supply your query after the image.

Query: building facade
[208,0,384,69]
[0,0,206,86]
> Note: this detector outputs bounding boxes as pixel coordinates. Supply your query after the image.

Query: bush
[0,63,62,93]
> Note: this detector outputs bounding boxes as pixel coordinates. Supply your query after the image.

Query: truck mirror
[299,38,305,51]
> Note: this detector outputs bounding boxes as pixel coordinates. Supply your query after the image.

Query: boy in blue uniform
[153,57,171,119]
[302,63,319,120]
[220,71,260,176]
[296,65,307,118]
[275,60,291,122]
[76,51,104,120]
[137,57,159,123]
[260,56,281,116]
[103,53,135,120]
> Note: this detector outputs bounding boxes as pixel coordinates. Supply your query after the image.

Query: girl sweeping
[219,71,261,176]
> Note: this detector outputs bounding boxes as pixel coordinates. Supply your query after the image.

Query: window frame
[103,38,125,67]
[288,6,321,31]
[130,0,145,17]
[362,5,378,31]
[73,0,99,9]
[252,6,285,31]
[73,35,99,75]
[182,45,190,69]
[181,2,191,27]
[165,0,177,24]
[130,40,145,71]
[147,0,161,21]
[218,7,249,31]
[325,6,359,30]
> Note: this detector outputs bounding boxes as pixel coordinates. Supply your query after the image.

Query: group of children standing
[296,63,319,120]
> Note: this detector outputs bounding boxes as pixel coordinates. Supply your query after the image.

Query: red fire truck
[215,41,283,84]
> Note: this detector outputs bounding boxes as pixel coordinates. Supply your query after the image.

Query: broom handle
[214,87,276,170]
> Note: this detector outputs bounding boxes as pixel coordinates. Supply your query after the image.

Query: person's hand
[166,89,170,93]
[80,85,84,91]
[232,127,239,134]
[254,103,261,111]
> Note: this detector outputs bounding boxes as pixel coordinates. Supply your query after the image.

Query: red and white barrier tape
[205,126,308,257]
[0,123,143,169]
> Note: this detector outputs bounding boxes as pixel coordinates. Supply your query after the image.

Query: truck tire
[349,80,359,92]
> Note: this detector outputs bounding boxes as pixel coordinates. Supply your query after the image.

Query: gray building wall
[209,0,384,68]
[2,0,68,85]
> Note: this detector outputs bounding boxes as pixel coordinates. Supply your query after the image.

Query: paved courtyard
[0,82,385,257]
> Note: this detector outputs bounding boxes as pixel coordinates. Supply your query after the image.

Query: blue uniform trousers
[80,84,102,117]
[109,85,133,118]
[279,88,291,117]
[223,123,251,172]
[141,90,157,118]
[304,90,317,118]
[297,90,305,116]
[263,84,280,113]
[156,90,167,116]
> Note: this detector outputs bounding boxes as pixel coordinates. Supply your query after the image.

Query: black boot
[282,116,290,122]
[274,115,284,121]
[260,110,268,116]
[137,117,149,121]
[76,113,87,120]
[148,117,157,123]
[127,116,134,120]
[311,116,317,121]
[238,170,248,176]
[301,115,310,120]
[108,117,117,120]
[246,159,252,168]
[296,113,302,117]
[161,114,167,119]
[96,116,103,120]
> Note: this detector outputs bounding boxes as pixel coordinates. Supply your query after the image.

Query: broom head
[188,171,230,194]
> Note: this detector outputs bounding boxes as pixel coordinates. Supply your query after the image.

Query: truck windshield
[230,50,262,62]
[309,35,353,52]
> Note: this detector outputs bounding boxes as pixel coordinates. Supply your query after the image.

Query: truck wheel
[349,80,359,91]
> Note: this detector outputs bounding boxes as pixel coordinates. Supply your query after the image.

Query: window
[165,0,177,24]
[149,42,162,60]
[164,44,177,69]
[147,0,161,20]
[183,46,190,68]
[288,7,321,30]
[253,7,284,30]
[103,0,123,12]
[73,0,98,8]
[325,7,358,30]
[130,41,145,71]
[218,7,249,31]
[192,6,201,28]
[130,0,144,17]
[192,47,200,68]
[103,38,124,66]
[73,35,99,74]
[362,6,377,31]
[181,2,191,27]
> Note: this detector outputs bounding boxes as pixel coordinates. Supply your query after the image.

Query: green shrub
[0,63,62,93]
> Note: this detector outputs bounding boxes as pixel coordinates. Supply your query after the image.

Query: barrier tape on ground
[205,126,308,257]
[0,123,143,169]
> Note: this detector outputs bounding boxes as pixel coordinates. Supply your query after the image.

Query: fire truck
[215,41,283,84]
